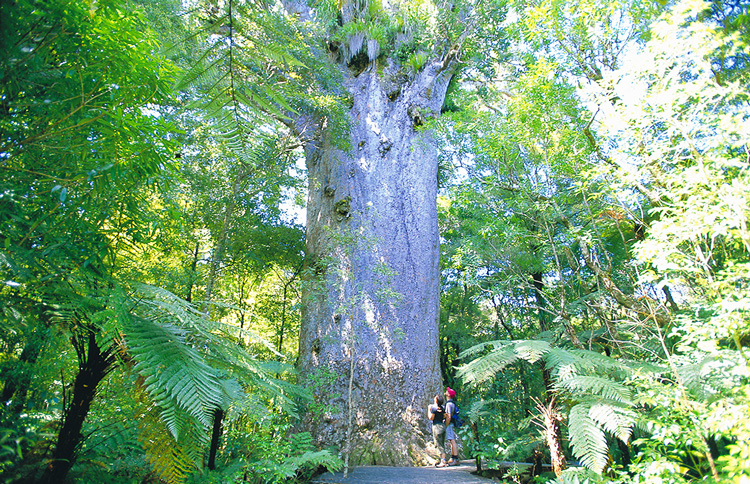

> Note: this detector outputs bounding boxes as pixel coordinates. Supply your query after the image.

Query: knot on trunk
[378,138,392,156]
[334,196,351,221]
[408,105,425,127]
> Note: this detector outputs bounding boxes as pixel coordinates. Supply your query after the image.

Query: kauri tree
[282,0,503,465]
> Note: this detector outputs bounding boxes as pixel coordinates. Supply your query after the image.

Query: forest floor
[311,460,498,484]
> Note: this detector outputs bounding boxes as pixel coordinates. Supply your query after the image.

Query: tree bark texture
[296,57,456,465]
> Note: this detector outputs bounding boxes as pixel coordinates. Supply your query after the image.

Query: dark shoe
[448,459,460,466]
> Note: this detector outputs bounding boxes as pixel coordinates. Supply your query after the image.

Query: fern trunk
[540,367,566,477]
[207,409,223,470]
[39,332,114,484]
[296,56,456,465]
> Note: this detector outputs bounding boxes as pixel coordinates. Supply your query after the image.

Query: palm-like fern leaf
[458,339,641,475]
[569,348,641,374]
[459,339,553,385]
[139,407,206,484]
[129,284,297,407]
[515,340,553,363]
[458,343,521,385]
[568,402,608,474]
[588,400,636,443]
[545,346,581,380]
[282,449,345,476]
[126,315,222,434]
[107,283,306,482]
[555,375,633,405]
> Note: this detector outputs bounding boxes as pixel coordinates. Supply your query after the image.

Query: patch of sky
[279,149,307,226]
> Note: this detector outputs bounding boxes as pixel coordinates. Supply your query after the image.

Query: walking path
[311,461,495,484]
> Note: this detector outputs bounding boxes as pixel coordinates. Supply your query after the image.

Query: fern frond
[458,340,552,385]
[125,315,222,433]
[458,344,520,385]
[284,449,344,475]
[588,400,636,444]
[548,466,600,484]
[675,357,713,396]
[129,283,303,411]
[545,346,581,380]
[513,340,552,363]
[176,49,228,91]
[568,348,635,374]
[568,402,608,474]
[139,407,205,484]
[555,375,632,405]
[81,418,141,459]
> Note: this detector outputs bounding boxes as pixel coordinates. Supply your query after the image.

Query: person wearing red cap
[444,387,459,465]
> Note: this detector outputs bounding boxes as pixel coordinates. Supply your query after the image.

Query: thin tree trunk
[203,169,247,316]
[186,239,200,303]
[536,396,567,478]
[539,364,566,476]
[207,408,224,471]
[277,265,302,356]
[39,332,114,484]
[532,272,549,332]
[662,285,679,312]
[492,297,514,339]
[617,438,631,469]
[471,420,482,472]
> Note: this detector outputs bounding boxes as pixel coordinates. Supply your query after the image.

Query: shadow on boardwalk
[312,461,495,484]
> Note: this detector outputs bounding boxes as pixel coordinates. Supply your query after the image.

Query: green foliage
[2,0,749,481]
[0,1,317,482]
[305,366,343,423]
[214,412,343,484]
[587,0,750,480]
[239,431,343,484]
[460,340,639,474]
[174,0,350,159]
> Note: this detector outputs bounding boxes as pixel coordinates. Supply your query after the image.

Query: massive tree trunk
[296,55,456,465]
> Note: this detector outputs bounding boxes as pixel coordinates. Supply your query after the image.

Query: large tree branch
[581,243,671,327]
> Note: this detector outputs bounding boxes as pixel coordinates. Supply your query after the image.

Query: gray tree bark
[295,55,457,465]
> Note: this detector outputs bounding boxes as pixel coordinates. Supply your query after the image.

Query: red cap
[446,387,456,398]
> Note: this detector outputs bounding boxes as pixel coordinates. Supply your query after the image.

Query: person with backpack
[444,387,461,466]
[427,394,448,467]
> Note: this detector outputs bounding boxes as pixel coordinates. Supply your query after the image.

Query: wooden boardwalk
[312,460,538,484]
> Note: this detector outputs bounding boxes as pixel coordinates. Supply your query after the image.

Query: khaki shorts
[432,422,446,451]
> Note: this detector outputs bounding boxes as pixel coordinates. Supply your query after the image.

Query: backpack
[448,400,463,428]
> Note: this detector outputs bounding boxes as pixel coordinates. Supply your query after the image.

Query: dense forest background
[1,0,748,483]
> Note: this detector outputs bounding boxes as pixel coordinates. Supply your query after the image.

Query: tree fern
[568,402,609,474]
[96,283,307,482]
[459,339,640,474]
[458,343,523,385]
[283,449,345,477]
[139,408,206,484]
[587,401,635,444]
[126,315,222,433]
